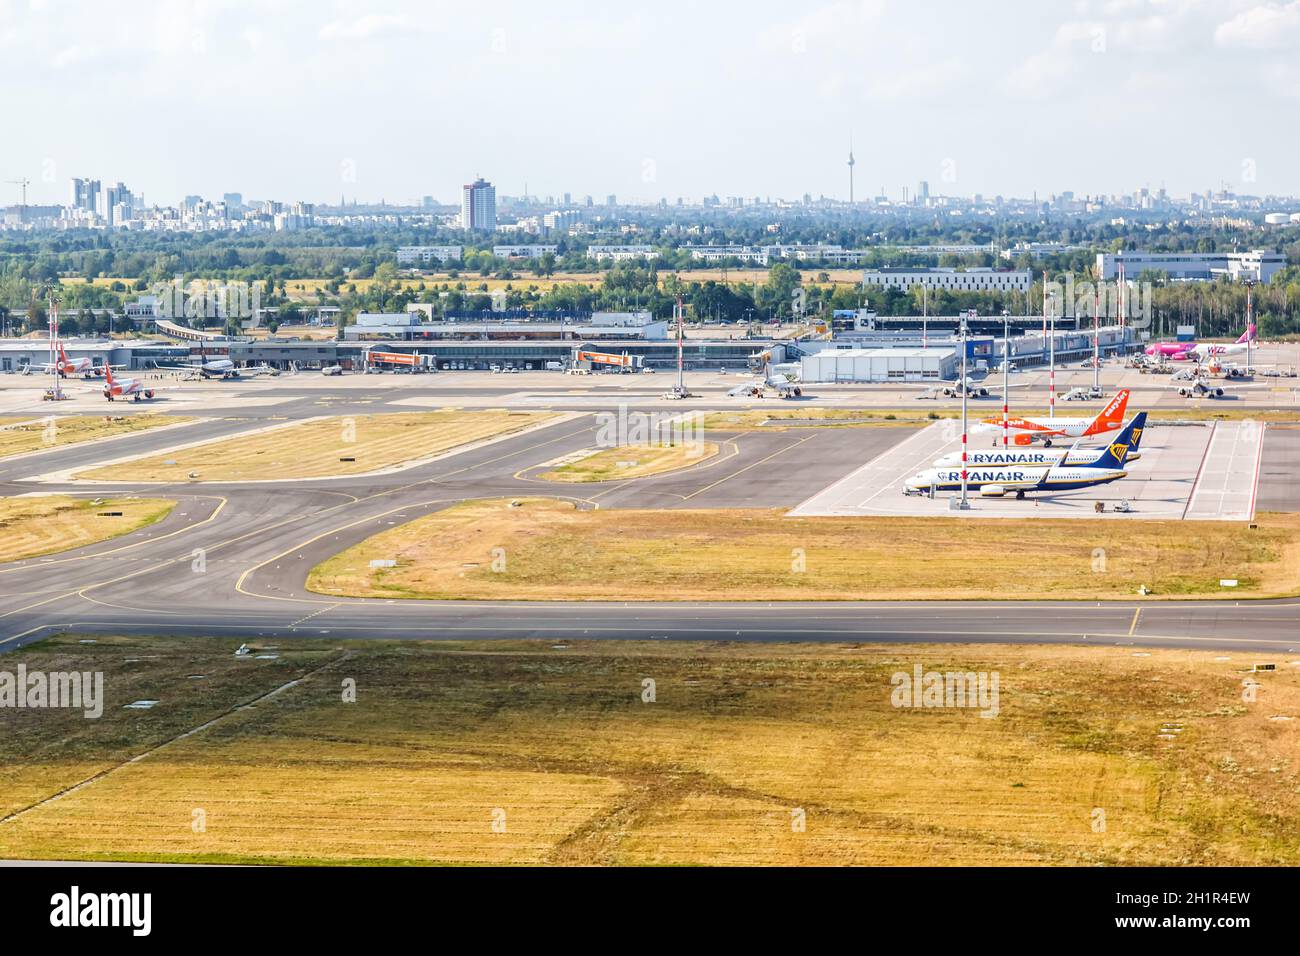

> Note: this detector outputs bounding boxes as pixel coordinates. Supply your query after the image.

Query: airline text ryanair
[940,471,1029,482]
[970,453,1049,464]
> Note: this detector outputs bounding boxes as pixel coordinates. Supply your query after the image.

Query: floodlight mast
[959,311,970,510]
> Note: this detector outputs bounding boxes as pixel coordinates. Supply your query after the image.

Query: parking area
[788,419,1265,521]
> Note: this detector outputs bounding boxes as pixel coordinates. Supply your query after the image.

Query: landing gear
[1016,490,1026,500]
[1043,439,1053,447]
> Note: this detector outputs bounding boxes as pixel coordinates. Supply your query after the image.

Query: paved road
[1,386,1298,655]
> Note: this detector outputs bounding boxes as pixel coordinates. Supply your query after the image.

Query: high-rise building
[103,181,133,226]
[461,178,496,231]
[69,178,101,213]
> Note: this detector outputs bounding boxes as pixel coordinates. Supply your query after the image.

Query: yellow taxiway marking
[1128,607,1142,636]
[681,433,814,501]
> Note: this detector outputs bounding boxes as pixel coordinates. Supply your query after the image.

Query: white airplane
[36,344,124,378]
[933,413,1147,468]
[970,389,1130,447]
[906,413,1146,499]
[728,361,803,398]
[910,375,1030,399]
[152,357,275,380]
[1168,375,1262,399]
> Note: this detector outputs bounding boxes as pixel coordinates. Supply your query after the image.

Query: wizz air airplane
[905,412,1146,499]
[970,389,1130,446]
[1145,323,1256,362]
[934,412,1147,468]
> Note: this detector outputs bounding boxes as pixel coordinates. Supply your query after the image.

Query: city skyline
[2,1,1300,206]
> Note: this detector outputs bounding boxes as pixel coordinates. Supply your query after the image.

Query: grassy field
[0,415,188,459]
[538,442,720,482]
[1,634,1297,865]
[0,496,174,563]
[74,410,556,482]
[308,498,1300,601]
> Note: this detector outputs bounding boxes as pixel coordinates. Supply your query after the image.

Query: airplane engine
[976,388,989,397]
[1214,387,1224,397]
[979,484,1008,497]
[1012,434,1035,446]
[144,389,155,399]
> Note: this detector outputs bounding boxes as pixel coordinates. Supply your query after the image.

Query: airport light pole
[959,311,970,510]
[1001,310,1009,449]
[1093,284,1101,395]
[1245,279,1254,372]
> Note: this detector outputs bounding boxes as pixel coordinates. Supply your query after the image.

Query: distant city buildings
[461,178,496,231]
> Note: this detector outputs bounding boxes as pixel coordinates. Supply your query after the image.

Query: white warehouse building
[799,346,958,383]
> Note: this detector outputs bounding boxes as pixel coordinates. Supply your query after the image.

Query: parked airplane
[905,412,1146,499]
[970,389,1130,446]
[99,365,160,402]
[728,361,802,398]
[910,375,1030,399]
[1145,323,1256,362]
[1168,375,1263,399]
[152,357,274,379]
[934,412,1147,468]
[36,344,124,378]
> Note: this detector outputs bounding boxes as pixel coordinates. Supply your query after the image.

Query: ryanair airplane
[905,413,1146,499]
[933,415,1147,468]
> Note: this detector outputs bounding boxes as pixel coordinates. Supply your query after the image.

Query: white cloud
[1214,1,1300,49]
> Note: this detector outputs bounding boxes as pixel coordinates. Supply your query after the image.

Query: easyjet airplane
[98,365,162,402]
[970,389,1130,447]
[37,344,124,378]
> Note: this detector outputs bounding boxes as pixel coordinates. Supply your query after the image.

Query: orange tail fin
[1084,389,1130,435]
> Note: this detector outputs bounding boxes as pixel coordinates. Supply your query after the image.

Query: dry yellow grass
[538,442,720,482]
[308,498,1300,601]
[74,410,556,482]
[0,496,174,563]
[2,635,1297,865]
[0,415,188,459]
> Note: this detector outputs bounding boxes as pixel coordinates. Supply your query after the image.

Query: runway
[1,376,1298,655]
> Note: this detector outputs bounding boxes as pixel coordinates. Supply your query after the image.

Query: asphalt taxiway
[0,372,1298,654]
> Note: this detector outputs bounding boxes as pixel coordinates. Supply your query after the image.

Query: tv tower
[847,136,856,204]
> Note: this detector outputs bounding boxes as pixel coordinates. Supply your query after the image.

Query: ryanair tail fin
[1082,412,1146,469]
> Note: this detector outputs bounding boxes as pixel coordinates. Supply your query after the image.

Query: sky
[2,0,1299,207]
